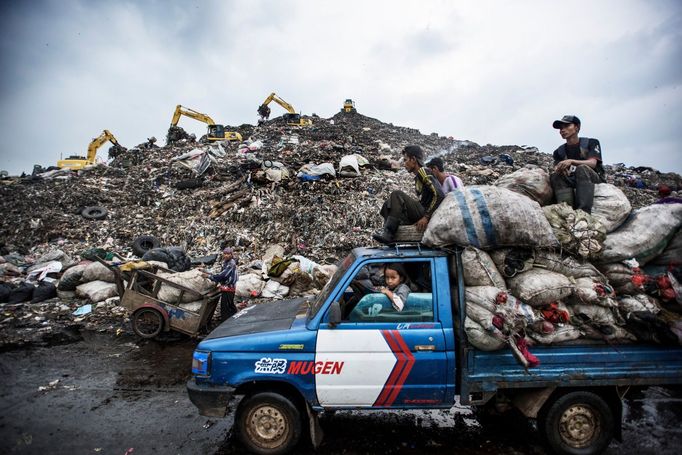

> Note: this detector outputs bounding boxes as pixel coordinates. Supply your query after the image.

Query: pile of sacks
[420,166,682,366]
[234,245,337,300]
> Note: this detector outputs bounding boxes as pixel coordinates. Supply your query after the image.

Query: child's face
[384,268,402,289]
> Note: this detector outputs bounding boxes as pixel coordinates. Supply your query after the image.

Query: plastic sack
[494,165,552,206]
[82,261,116,283]
[591,184,632,233]
[461,247,506,289]
[423,186,558,250]
[236,273,266,298]
[507,269,575,307]
[599,204,682,265]
[532,250,604,280]
[76,280,118,303]
[157,269,214,303]
[464,317,506,351]
[261,280,290,299]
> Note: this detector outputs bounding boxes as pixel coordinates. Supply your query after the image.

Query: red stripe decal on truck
[373,330,415,407]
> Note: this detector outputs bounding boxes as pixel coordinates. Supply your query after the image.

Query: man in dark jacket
[206,247,239,322]
[373,145,444,243]
[550,115,605,214]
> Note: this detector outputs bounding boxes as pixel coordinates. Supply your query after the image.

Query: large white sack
[494,165,553,206]
[591,184,632,233]
[157,269,214,303]
[618,295,659,314]
[507,269,575,307]
[461,247,506,289]
[261,280,289,299]
[464,317,506,351]
[422,186,558,250]
[533,250,604,279]
[599,204,682,265]
[82,261,116,283]
[236,273,266,298]
[465,286,538,325]
[650,228,682,266]
[76,280,118,303]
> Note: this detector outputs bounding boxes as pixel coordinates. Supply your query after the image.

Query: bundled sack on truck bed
[543,204,606,259]
[591,184,632,233]
[507,268,575,307]
[422,186,558,250]
[533,250,605,280]
[494,165,553,206]
[460,247,506,288]
[598,204,682,265]
[649,228,682,266]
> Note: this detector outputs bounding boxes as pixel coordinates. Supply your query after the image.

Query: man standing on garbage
[205,247,239,322]
[373,145,444,243]
[550,115,605,214]
[426,156,465,193]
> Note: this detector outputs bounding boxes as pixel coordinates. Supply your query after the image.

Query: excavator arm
[257,92,311,126]
[167,105,242,143]
[170,105,216,127]
[57,130,125,170]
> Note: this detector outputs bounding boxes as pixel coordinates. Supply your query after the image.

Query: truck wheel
[539,391,614,455]
[236,392,302,455]
[132,308,164,338]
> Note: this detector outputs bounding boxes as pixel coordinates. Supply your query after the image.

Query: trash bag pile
[421,168,682,365]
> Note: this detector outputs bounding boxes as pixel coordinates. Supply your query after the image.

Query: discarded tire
[81,206,108,220]
[132,235,161,257]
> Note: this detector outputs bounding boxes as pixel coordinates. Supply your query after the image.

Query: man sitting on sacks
[373,145,444,244]
[550,115,606,214]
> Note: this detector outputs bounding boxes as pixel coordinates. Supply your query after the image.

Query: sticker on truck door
[314,329,413,407]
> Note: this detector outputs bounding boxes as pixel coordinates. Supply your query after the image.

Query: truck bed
[461,343,682,398]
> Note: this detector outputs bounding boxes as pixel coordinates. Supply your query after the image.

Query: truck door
[315,259,447,408]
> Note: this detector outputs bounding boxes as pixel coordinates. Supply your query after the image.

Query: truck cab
[187,246,682,454]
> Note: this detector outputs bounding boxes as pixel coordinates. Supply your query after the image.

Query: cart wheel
[132,308,164,338]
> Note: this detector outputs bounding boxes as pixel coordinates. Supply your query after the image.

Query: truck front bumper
[187,380,238,417]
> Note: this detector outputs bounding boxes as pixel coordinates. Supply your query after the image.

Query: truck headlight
[192,351,211,377]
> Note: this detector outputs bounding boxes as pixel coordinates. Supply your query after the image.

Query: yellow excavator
[57,129,126,170]
[257,93,312,126]
[342,99,356,113]
[168,105,242,143]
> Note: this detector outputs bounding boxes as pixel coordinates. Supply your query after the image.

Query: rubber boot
[555,188,575,208]
[575,181,595,214]
[372,216,400,244]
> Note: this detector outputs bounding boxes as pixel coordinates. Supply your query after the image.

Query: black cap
[425,156,444,172]
[402,145,424,166]
[553,115,581,129]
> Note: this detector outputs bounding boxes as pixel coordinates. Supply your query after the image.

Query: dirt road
[0,332,680,454]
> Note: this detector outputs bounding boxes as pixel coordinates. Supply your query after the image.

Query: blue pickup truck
[187,246,682,454]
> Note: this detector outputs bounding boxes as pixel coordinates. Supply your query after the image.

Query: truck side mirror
[328,301,342,328]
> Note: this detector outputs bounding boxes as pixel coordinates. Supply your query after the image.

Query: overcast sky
[1,0,681,175]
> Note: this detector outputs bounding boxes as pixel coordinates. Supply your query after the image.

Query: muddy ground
[0,331,680,455]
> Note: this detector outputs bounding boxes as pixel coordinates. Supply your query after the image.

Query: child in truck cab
[379,263,411,311]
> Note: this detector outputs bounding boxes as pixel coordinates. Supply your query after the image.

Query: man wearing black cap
[373,145,444,243]
[550,115,605,214]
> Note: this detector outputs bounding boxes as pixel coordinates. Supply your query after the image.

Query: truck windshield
[308,251,356,319]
